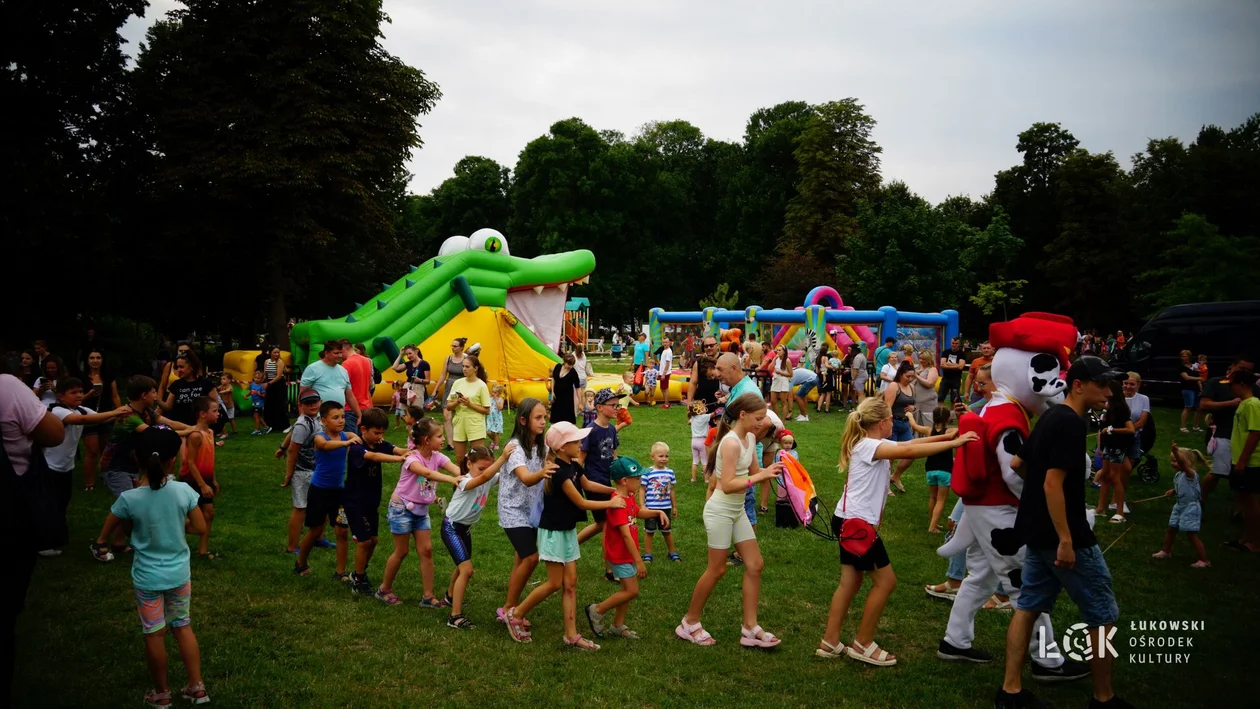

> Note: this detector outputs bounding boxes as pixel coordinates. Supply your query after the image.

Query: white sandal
[847,639,897,666]
[815,639,846,658]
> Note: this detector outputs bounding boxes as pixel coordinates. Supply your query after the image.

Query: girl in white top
[770,345,792,422]
[878,351,901,393]
[677,393,783,648]
[816,397,975,667]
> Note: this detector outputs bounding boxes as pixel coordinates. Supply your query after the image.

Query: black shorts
[179,476,216,507]
[504,526,538,557]
[342,498,380,541]
[832,516,891,571]
[1230,467,1260,493]
[305,485,347,529]
[588,491,610,523]
[644,516,671,535]
[940,379,963,401]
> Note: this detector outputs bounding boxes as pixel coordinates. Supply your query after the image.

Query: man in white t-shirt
[657,338,674,408]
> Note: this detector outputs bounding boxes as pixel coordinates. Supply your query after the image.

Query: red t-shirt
[603,494,640,565]
[342,353,375,411]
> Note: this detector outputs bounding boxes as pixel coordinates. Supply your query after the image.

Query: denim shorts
[1181,390,1197,408]
[795,380,817,400]
[611,562,637,579]
[1101,447,1128,464]
[926,470,951,487]
[344,409,359,435]
[386,499,431,535]
[744,487,757,526]
[891,417,913,443]
[1017,545,1119,627]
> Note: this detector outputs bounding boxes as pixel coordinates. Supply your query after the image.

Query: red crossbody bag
[839,472,884,557]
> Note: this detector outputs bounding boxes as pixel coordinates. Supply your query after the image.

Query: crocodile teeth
[557,283,568,295]
[533,285,544,295]
[571,276,590,286]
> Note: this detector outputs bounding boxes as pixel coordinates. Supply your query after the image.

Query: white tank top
[708,431,755,514]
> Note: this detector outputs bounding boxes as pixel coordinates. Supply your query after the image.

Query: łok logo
[1060,622,1117,662]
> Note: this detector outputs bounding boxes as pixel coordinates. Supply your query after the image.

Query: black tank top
[892,387,914,419]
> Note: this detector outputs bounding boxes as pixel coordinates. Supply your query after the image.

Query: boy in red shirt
[585,456,669,639]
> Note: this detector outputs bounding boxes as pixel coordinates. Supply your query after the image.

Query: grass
[15,401,1255,708]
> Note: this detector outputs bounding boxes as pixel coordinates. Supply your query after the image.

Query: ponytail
[838,397,890,471]
[132,426,182,490]
[145,452,166,490]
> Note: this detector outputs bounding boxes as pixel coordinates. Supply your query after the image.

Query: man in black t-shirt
[939,337,968,405]
[996,356,1132,709]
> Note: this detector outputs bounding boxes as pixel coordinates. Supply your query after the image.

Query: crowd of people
[7,326,1259,709]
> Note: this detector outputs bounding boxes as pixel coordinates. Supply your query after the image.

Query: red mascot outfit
[936,313,1084,674]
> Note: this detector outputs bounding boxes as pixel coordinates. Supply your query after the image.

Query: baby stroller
[1134,416,1159,483]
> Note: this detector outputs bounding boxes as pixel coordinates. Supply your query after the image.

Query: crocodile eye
[438,235,470,257]
[468,228,510,256]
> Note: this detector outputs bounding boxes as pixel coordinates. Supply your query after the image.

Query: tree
[970,279,1028,320]
[766,99,882,304]
[961,206,1022,279]
[699,283,741,310]
[133,0,440,343]
[1138,213,1260,315]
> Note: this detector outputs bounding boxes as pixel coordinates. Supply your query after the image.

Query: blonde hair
[704,393,767,478]
[651,441,670,456]
[1180,349,1192,359]
[1174,447,1209,473]
[1126,371,1141,383]
[492,383,505,396]
[838,397,890,471]
[919,351,936,367]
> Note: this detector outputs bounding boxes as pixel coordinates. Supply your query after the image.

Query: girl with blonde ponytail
[818,397,977,667]
[678,393,785,648]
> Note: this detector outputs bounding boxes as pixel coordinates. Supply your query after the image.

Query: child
[505,422,624,649]
[345,408,408,595]
[776,429,798,460]
[43,378,130,556]
[581,389,598,428]
[640,442,680,562]
[94,375,191,561]
[621,369,639,407]
[294,401,359,579]
[403,403,425,447]
[179,397,222,560]
[249,371,266,435]
[92,427,211,706]
[442,442,517,629]
[391,381,412,430]
[688,400,711,483]
[487,384,506,451]
[280,388,323,554]
[815,397,975,666]
[377,418,465,606]
[1153,443,1210,567]
[577,389,621,552]
[1193,355,1210,432]
[642,355,659,406]
[216,374,238,439]
[677,393,784,648]
[586,456,670,640]
[910,405,957,533]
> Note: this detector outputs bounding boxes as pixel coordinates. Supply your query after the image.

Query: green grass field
[14,396,1255,708]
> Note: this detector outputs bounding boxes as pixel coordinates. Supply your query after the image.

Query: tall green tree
[1138,213,1260,314]
[401,155,511,255]
[134,0,440,343]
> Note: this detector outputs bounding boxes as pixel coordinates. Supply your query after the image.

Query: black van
[1127,301,1260,402]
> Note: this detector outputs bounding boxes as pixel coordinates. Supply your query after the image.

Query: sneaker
[250,430,262,436]
[1088,696,1135,709]
[264,427,274,434]
[794,415,810,422]
[1031,658,1091,682]
[314,537,335,549]
[994,688,1051,709]
[585,603,607,637]
[283,426,292,434]
[351,573,372,595]
[937,639,993,663]
[1179,427,1190,433]
[38,549,62,557]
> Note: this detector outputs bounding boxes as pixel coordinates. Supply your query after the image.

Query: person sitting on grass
[93,426,211,707]
[1152,443,1210,567]
[294,401,358,580]
[586,456,670,640]
[344,408,408,596]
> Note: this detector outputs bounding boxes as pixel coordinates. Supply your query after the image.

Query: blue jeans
[795,380,817,400]
[344,409,359,434]
[1017,545,1119,627]
[891,417,913,442]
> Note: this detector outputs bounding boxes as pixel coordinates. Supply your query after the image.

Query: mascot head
[989,313,1078,415]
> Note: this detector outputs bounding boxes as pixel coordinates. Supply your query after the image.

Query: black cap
[1066,356,1121,386]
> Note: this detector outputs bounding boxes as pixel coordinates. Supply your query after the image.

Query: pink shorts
[691,437,708,466]
[135,581,192,634]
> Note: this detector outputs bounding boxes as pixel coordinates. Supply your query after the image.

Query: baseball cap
[593,388,619,407]
[1065,356,1122,386]
[544,421,591,451]
[298,387,321,403]
[610,456,642,480]
[776,428,795,442]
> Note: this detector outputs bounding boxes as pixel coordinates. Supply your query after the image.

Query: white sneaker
[795,415,810,422]
[38,549,62,557]
[283,426,293,434]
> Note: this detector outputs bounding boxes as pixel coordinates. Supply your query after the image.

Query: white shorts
[221,404,235,420]
[702,499,755,549]
[770,376,790,393]
[290,469,314,508]
[1211,438,1232,477]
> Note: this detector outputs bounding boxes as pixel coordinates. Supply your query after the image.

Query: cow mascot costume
[935,313,1089,678]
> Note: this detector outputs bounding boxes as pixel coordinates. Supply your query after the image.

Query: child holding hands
[1152,442,1210,567]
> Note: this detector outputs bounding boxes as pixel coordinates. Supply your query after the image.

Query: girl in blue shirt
[93,426,210,707]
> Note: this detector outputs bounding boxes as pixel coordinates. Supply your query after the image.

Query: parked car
[1127,300,1260,402]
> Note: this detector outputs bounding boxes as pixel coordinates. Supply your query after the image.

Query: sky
[120,0,1260,204]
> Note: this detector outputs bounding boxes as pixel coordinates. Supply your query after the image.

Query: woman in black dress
[548,353,581,424]
[260,345,289,433]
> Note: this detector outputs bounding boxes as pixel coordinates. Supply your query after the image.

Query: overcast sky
[121,0,1259,204]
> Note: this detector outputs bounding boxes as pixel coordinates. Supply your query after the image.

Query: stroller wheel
[1137,454,1159,484]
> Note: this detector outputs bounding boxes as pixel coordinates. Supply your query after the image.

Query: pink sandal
[675,617,716,646]
[563,633,601,651]
[496,607,531,628]
[144,689,172,708]
[505,607,532,643]
[740,625,782,648]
